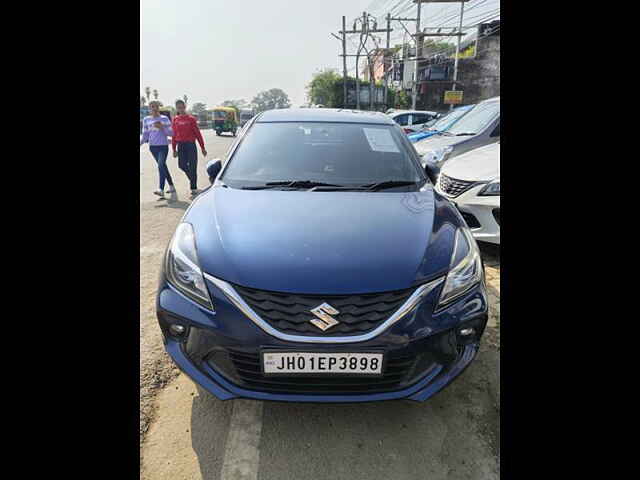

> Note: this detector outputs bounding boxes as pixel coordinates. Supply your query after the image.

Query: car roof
[256,108,395,125]
[480,96,500,103]
[390,110,439,116]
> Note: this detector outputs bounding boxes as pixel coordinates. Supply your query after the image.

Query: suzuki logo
[309,302,340,331]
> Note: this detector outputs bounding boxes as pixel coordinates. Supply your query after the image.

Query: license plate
[262,352,384,375]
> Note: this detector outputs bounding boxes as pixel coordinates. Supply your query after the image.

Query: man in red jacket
[172,100,207,198]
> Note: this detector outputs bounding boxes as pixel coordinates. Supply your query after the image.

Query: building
[388,21,499,111]
[415,20,500,111]
[361,48,394,84]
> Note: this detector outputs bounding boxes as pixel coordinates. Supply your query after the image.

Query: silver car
[414,97,500,179]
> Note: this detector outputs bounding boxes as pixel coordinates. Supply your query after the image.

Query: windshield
[446,101,499,136]
[431,107,471,131]
[213,111,227,119]
[222,122,423,189]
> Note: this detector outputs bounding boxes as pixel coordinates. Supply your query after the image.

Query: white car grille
[438,174,476,198]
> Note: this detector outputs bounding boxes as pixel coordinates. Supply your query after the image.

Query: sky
[140,0,371,108]
[140,0,499,108]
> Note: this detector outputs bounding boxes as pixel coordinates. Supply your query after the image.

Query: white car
[388,110,440,134]
[435,142,500,245]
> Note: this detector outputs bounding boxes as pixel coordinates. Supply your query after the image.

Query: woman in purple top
[140,101,175,199]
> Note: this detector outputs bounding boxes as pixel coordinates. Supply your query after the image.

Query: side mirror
[423,160,439,185]
[206,159,222,184]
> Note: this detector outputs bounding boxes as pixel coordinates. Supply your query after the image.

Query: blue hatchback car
[407,105,474,143]
[156,108,488,403]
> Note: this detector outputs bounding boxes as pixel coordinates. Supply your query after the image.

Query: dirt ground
[139,132,235,442]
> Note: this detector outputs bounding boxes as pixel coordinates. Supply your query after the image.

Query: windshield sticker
[363,128,400,153]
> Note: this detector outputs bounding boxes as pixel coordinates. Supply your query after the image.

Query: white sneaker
[153,189,165,197]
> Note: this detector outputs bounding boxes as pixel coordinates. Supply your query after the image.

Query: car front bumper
[157,275,488,403]
[437,184,500,245]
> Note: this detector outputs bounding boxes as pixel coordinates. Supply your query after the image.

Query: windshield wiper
[241,180,344,190]
[360,180,419,191]
[454,132,476,136]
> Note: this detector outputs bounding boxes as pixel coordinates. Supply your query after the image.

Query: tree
[191,102,207,115]
[183,94,188,105]
[306,68,341,107]
[251,88,291,113]
[153,89,159,100]
[221,98,249,110]
[395,89,410,109]
[145,86,151,103]
[140,96,146,107]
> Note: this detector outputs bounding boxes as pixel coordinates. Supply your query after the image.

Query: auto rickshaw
[211,107,238,136]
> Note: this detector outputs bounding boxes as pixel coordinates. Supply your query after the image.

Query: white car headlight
[438,227,483,308]
[479,179,500,196]
[165,223,213,309]
[421,146,453,165]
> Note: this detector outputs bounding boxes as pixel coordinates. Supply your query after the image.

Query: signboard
[444,90,463,105]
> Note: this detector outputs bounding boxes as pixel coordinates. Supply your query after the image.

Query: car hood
[414,134,467,155]
[186,187,446,294]
[441,142,500,181]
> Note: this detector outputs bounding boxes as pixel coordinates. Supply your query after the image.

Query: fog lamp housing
[169,324,186,336]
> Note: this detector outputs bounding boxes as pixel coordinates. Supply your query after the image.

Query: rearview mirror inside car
[206,159,222,184]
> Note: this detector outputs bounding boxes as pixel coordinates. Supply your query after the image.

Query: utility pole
[338,12,392,110]
[384,13,390,108]
[450,1,466,110]
[412,0,422,110]
[342,16,347,108]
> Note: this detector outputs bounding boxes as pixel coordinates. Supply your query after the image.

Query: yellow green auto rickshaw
[211,107,239,136]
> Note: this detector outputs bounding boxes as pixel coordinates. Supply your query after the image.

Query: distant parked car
[388,110,441,134]
[415,96,500,178]
[435,142,500,245]
[407,105,474,143]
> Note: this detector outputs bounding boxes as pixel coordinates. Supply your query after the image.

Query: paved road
[140,131,501,479]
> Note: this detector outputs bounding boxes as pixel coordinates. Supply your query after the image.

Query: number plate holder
[260,349,386,377]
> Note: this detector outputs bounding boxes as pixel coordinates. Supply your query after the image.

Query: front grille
[438,174,476,197]
[460,211,481,229]
[233,284,414,336]
[211,349,434,394]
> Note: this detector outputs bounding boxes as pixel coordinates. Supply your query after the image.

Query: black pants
[177,141,198,190]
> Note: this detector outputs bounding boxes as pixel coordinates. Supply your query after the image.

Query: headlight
[438,227,483,308]
[421,146,453,165]
[165,223,213,309]
[479,179,500,196]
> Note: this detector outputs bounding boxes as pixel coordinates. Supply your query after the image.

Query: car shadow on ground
[189,342,500,480]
